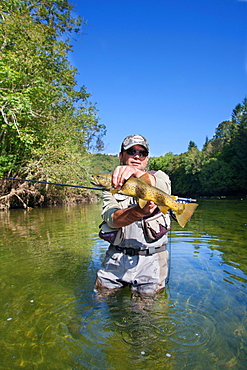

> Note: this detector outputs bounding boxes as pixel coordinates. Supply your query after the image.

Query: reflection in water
[0,200,246,369]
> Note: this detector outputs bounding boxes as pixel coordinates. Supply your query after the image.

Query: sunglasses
[125,148,148,157]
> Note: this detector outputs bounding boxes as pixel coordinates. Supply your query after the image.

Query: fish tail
[174,203,198,228]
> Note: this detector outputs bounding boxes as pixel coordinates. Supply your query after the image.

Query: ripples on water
[0,200,246,369]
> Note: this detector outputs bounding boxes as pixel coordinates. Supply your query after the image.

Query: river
[0,198,246,369]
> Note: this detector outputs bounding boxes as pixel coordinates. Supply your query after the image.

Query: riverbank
[0,181,100,210]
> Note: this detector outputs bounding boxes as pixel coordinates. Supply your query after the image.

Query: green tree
[188,141,197,151]
[199,158,235,195]
[214,120,233,143]
[228,98,247,191]
[0,0,105,185]
[149,152,174,173]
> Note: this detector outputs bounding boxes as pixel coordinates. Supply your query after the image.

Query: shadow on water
[0,199,246,369]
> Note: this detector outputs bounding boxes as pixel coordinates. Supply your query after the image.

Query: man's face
[119,145,149,171]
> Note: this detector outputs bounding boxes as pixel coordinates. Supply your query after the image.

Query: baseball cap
[120,134,149,153]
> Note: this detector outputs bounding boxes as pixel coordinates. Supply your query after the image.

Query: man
[95,134,171,299]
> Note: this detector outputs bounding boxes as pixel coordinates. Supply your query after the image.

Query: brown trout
[91,173,198,228]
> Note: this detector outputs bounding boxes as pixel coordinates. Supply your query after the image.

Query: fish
[91,172,198,228]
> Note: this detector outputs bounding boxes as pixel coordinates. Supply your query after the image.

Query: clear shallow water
[0,199,246,369]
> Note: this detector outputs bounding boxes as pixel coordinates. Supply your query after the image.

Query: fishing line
[165,217,172,285]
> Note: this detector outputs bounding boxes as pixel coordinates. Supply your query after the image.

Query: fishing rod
[0,176,103,191]
[175,196,197,203]
[0,176,197,203]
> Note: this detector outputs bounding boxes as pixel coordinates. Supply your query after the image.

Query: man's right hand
[137,201,157,216]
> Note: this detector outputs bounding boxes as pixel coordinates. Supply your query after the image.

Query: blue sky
[69,0,247,157]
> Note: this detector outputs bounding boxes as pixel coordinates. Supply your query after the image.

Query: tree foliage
[0,0,106,188]
[149,98,247,196]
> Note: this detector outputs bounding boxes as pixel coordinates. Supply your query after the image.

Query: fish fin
[138,199,147,208]
[110,188,119,194]
[158,205,170,214]
[139,172,152,184]
[174,203,198,228]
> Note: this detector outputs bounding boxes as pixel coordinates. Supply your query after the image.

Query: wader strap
[115,244,166,256]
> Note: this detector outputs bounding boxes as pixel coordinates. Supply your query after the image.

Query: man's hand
[137,200,157,216]
[112,165,154,190]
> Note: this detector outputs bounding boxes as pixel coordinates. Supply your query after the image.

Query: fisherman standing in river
[95,134,172,300]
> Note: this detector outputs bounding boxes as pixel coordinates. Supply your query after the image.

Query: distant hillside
[90,153,120,173]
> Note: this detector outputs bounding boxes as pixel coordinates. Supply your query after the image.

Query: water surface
[0,199,246,369]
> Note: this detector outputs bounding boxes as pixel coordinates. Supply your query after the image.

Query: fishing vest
[100,194,170,249]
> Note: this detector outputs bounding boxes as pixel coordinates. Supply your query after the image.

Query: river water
[0,199,246,369]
